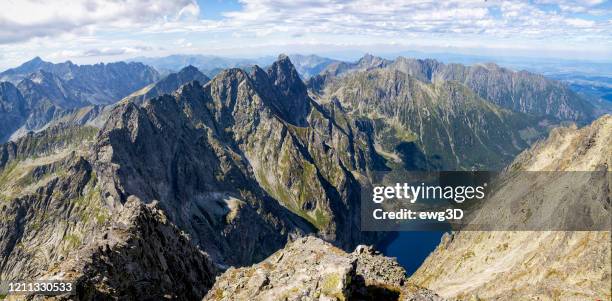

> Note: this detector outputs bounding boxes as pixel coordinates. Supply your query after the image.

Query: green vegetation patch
[63,233,82,250]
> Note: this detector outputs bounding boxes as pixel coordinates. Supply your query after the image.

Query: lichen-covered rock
[204,236,444,301]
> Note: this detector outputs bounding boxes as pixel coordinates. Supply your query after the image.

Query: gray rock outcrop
[204,236,444,301]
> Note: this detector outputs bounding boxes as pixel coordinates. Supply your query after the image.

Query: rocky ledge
[37,196,218,300]
[204,236,443,301]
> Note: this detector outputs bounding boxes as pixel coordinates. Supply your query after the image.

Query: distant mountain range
[0,60,214,143]
[129,54,341,79]
[0,57,160,105]
[0,57,160,141]
[129,54,274,77]
[120,65,210,104]
[310,54,596,122]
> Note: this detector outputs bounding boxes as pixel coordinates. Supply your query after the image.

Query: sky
[0,0,610,70]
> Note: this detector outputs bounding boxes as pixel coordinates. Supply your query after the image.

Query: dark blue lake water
[377,231,446,275]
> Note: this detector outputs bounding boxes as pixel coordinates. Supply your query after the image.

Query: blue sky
[0,0,610,70]
[197,0,242,20]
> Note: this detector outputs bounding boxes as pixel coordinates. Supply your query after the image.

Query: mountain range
[0,53,609,300]
[309,54,596,122]
[0,58,159,142]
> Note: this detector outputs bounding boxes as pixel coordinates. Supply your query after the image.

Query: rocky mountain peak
[268,54,305,90]
[34,195,219,300]
[0,57,52,83]
[357,53,389,69]
[248,64,269,81]
[26,56,44,65]
[266,55,311,125]
[480,62,501,70]
[176,65,209,83]
[360,53,375,61]
[20,56,48,70]
[179,64,199,74]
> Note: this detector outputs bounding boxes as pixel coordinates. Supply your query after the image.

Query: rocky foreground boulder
[204,236,444,301]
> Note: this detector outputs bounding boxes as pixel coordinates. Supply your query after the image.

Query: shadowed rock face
[0,125,219,300]
[256,54,312,126]
[92,56,385,266]
[0,82,27,141]
[204,236,445,301]
[42,197,218,301]
[411,115,611,301]
[0,129,221,301]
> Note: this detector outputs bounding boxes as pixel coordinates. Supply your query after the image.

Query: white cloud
[0,0,199,43]
[565,18,596,27]
[47,46,154,60]
[217,0,610,41]
[0,0,610,68]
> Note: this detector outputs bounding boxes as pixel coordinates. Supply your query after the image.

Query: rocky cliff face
[411,115,612,300]
[0,124,219,300]
[0,82,27,141]
[0,125,106,281]
[40,196,218,300]
[2,54,604,300]
[15,71,91,131]
[310,55,595,124]
[0,56,390,299]
[316,67,549,170]
[17,71,89,110]
[205,236,444,301]
[92,56,385,266]
[0,55,382,284]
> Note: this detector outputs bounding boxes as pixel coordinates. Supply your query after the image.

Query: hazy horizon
[5,50,611,80]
